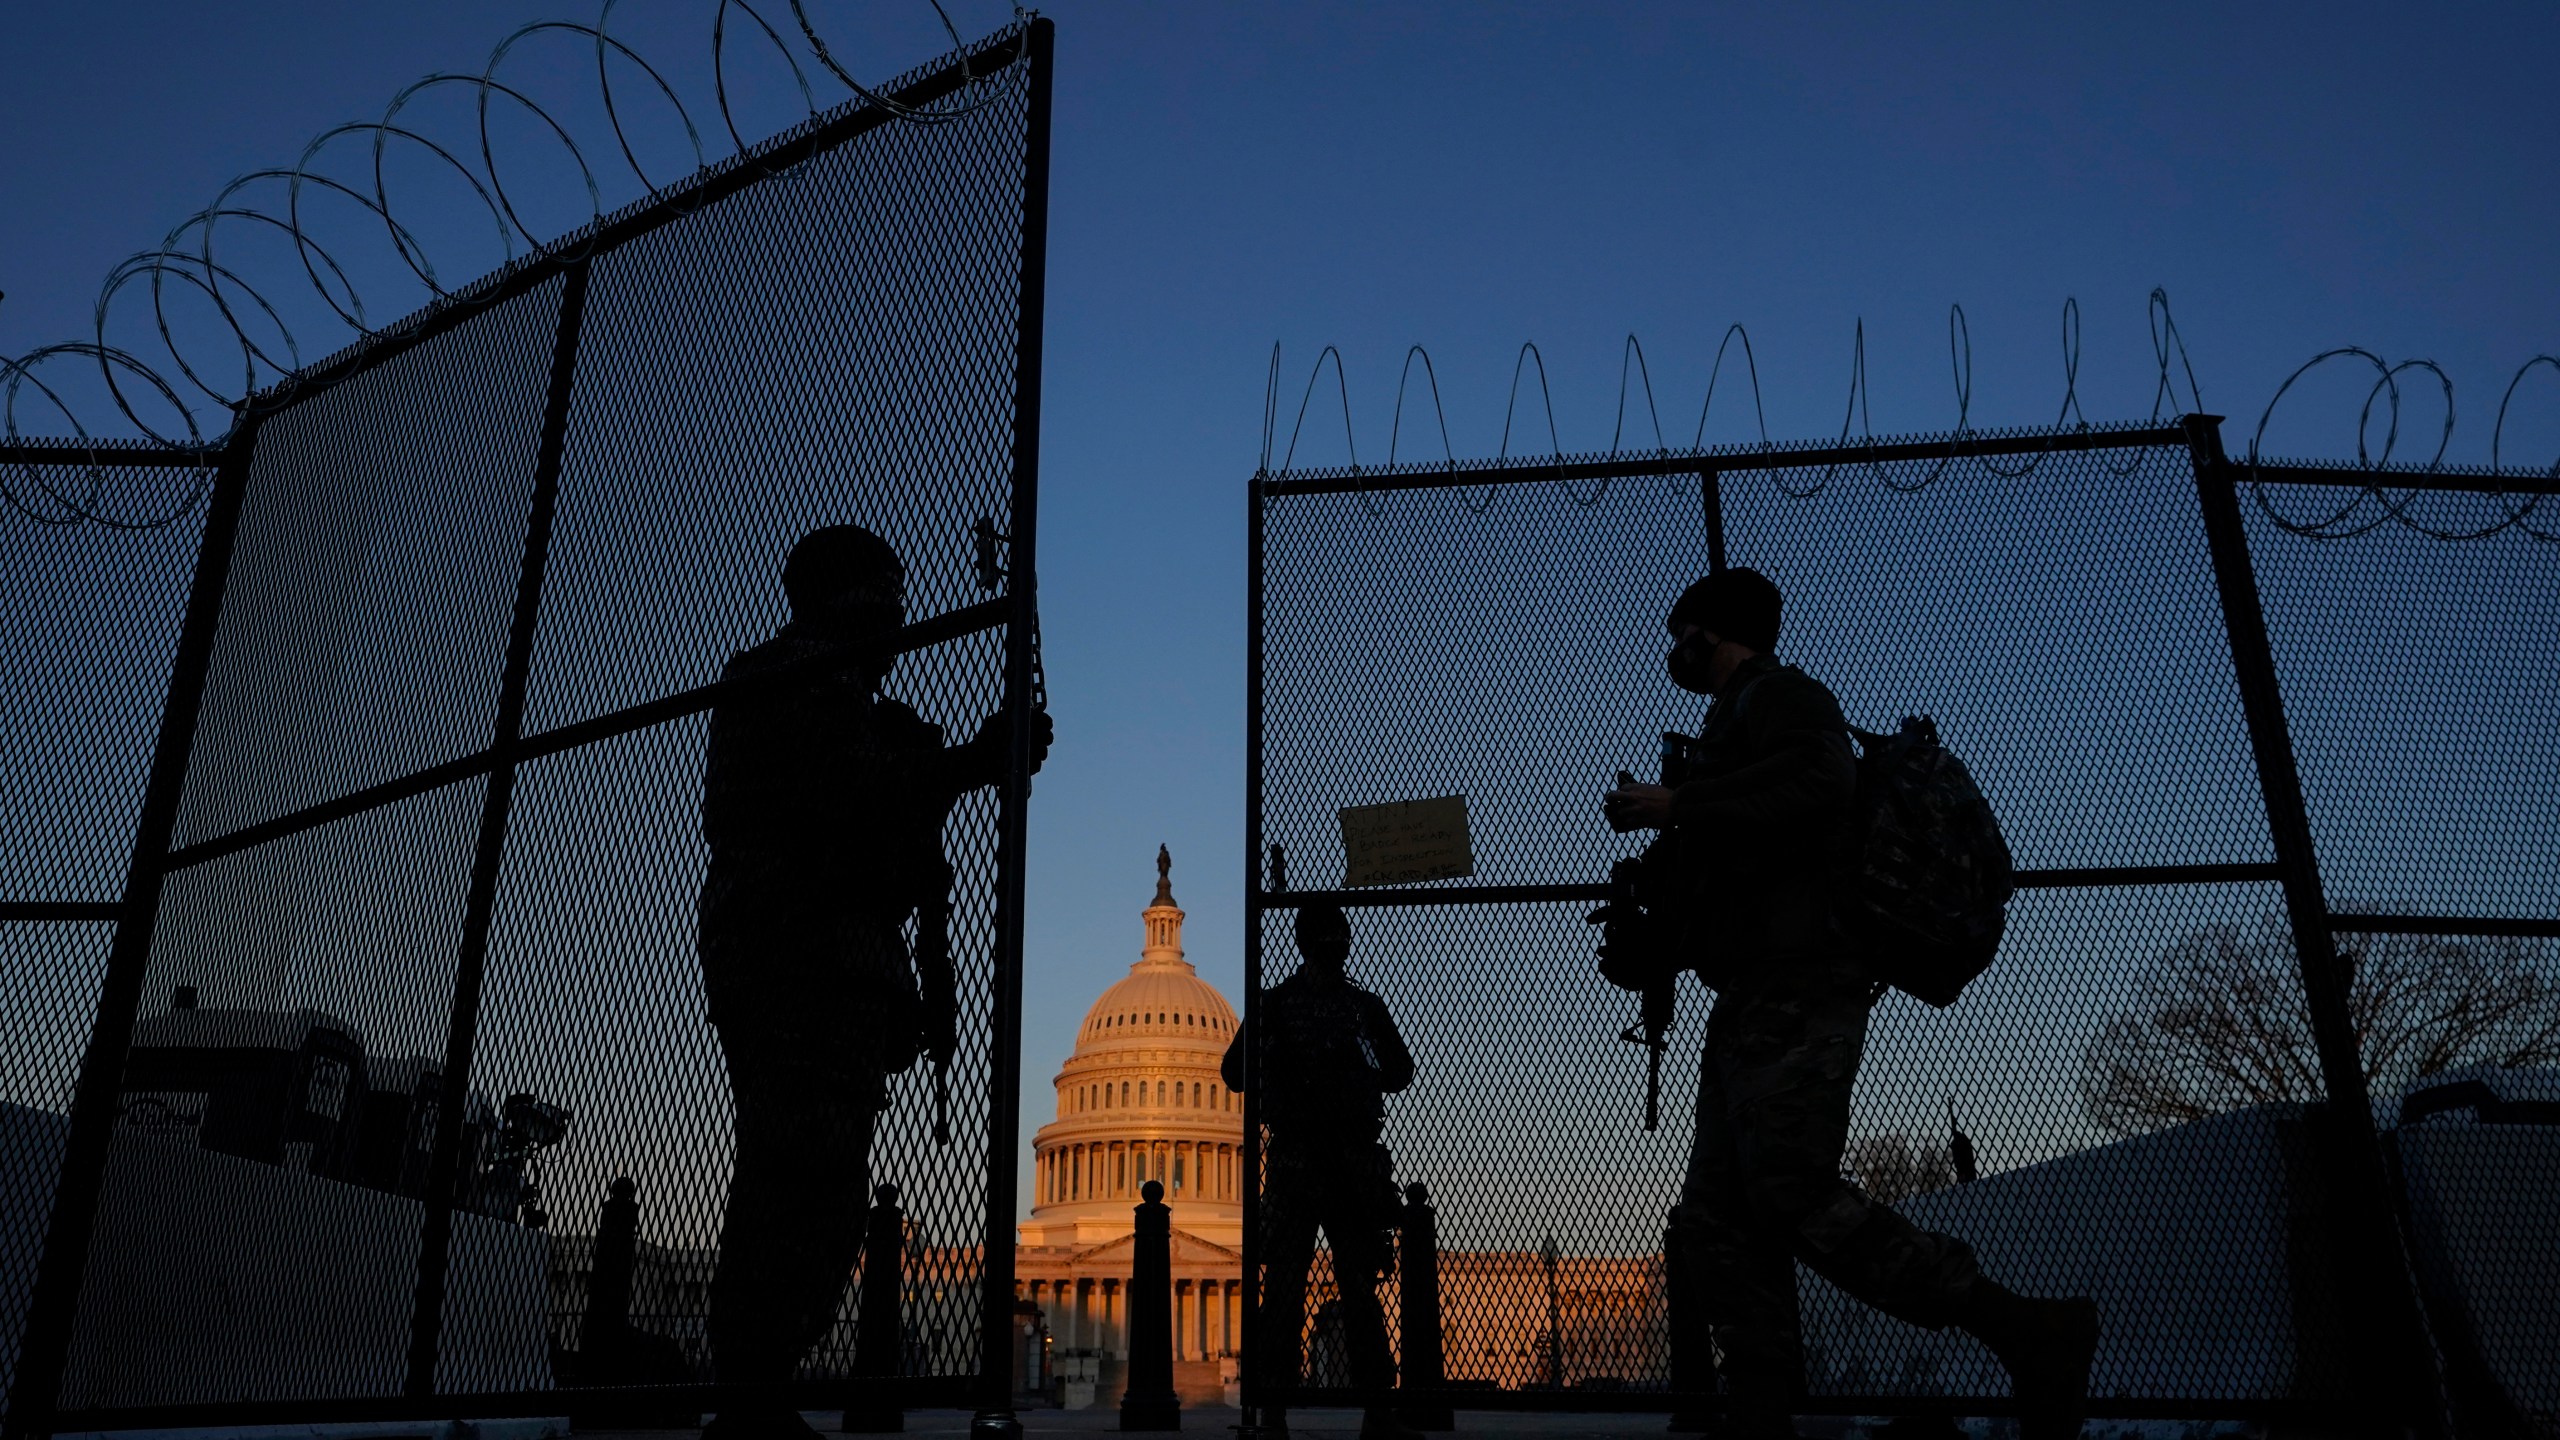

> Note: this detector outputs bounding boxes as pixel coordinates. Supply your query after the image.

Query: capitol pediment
[1068,1227,1240,1267]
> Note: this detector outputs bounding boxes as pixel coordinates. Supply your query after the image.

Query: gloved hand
[1590,900,1673,993]
[967,706,1054,781]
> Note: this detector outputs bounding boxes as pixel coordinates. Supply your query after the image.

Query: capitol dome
[1022,847,1244,1248]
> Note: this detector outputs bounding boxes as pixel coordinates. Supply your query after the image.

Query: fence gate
[2,18,1052,1430]
[1244,417,2558,1431]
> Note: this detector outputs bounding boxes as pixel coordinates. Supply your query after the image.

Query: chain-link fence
[1245,420,2558,1430]
[2,19,1050,1429]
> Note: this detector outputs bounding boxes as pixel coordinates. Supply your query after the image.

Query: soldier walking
[1222,902,1420,1440]
[695,524,1049,1439]
[1602,568,2096,1440]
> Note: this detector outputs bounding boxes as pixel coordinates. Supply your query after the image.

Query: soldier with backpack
[1599,568,2097,1440]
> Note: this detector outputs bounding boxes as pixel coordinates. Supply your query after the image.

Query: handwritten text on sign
[1339,795,1475,889]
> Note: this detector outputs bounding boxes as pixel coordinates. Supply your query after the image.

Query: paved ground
[75,1411,2259,1440]
[567,1413,1707,1440]
[566,1410,2256,1440]
[878,1410,1700,1436]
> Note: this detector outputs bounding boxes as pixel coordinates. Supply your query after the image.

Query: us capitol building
[1011,850,1662,1407]
[1014,849,1248,1403]
[542,851,1660,1400]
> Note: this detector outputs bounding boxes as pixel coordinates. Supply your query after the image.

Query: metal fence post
[3,419,260,1440]
[849,1183,909,1433]
[2182,413,2449,1439]
[975,20,1053,1440]
[404,257,592,1397]
[1120,1181,1179,1431]
[1241,485,1271,1436]
[1396,1183,1450,1431]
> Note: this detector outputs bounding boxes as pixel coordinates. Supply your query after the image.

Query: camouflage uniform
[1663,654,1982,1419]
[696,620,984,1386]
[1220,969,1414,1394]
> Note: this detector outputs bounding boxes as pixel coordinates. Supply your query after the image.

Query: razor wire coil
[2245,347,2556,543]
[4,0,1026,529]
[1262,290,2555,542]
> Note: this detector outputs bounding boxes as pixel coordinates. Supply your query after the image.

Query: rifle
[1592,731,1701,1132]
[918,863,959,1147]
[1593,850,1676,1132]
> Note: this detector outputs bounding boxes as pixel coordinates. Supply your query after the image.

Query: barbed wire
[1264,292,2556,543]
[2244,348,2557,542]
[2,0,1025,529]
[1268,291,2209,510]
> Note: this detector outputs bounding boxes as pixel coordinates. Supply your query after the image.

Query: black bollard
[1396,1183,1453,1431]
[568,1177,694,1428]
[845,1183,907,1433]
[1664,1212,1711,1433]
[581,1175,640,1361]
[1119,1180,1180,1431]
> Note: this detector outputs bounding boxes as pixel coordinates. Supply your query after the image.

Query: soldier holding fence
[695,524,1048,1438]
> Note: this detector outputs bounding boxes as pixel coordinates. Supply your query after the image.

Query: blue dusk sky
[4,1,2556,1244]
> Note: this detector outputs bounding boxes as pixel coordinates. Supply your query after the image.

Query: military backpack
[1839,715,2014,1007]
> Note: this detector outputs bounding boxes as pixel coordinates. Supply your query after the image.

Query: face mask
[1667,635,1717,696]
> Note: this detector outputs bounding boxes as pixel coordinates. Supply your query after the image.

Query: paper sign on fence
[1339,795,1475,889]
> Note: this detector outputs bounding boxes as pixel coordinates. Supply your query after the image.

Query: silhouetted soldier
[1221,903,1418,1440]
[696,524,1049,1437]
[1603,568,2096,1440]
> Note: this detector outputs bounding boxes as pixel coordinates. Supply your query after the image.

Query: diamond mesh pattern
[0,921,113,1399]
[1247,429,2551,1419]
[166,280,559,853]
[65,779,484,1407]
[2246,498,2560,922]
[3,21,1042,1421]
[1,480,204,904]
[1,466,202,1417]
[2243,481,2560,1425]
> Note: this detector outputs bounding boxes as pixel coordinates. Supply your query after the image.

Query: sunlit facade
[1015,851,1245,1401]
[1009,852,1666,1405]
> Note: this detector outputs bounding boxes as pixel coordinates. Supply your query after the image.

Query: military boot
[1719,1395,1803,1440]
[1717,1361,1807,1440]
[1955,1280,2099,1440]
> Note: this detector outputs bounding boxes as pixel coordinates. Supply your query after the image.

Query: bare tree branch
[2079,918,2560,1137]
